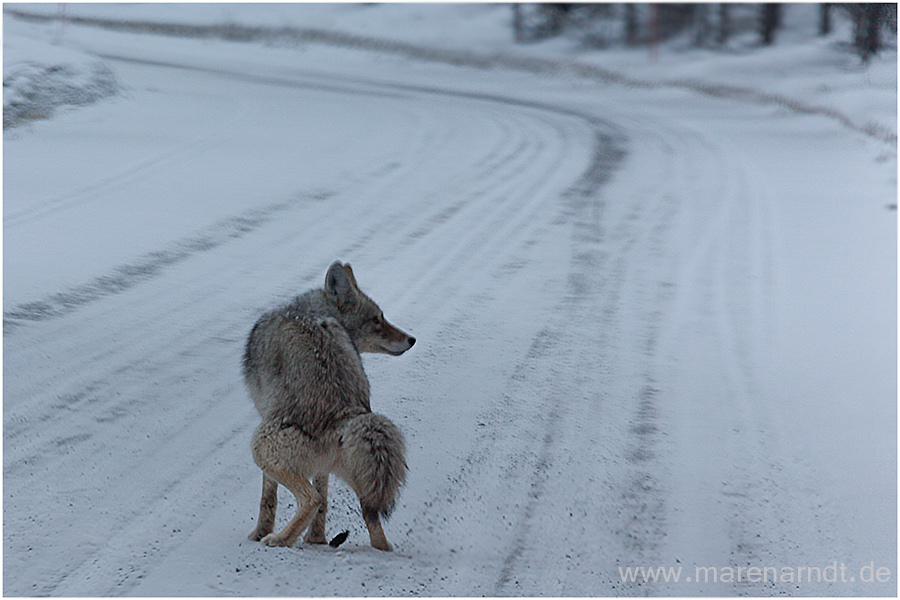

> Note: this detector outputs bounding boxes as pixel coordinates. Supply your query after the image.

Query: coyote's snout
[243,261,414,551]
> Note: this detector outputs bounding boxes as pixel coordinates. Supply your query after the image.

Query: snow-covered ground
[3,3,896,596]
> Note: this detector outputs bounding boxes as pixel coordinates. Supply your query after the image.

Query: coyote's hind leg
[362,505,393,552]
[251,425,322,548]
[304,473,329,544]
[259,468,322,548]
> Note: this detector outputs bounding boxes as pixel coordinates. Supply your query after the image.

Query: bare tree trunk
[853,3,884,62]
[624,4,639,46]
[853,4,866,50]
[513,4,524,42]
[547,4,569,36]
[819,3,832,36]
[760,3,781,46]
[693,4,709,46]
[862,3,883,61]
[648,3,659,62]
[717,3,731,46]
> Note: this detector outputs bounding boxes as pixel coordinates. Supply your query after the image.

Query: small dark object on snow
[329,530,350,548]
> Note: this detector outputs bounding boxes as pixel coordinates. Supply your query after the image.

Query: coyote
[243,261,415,551]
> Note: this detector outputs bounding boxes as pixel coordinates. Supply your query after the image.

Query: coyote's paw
[304,532,328,545]
[372,539,394,552]
[248,527,272,542]
[260,533,292,547]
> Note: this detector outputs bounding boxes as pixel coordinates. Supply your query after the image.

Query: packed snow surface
[3,4,896,597]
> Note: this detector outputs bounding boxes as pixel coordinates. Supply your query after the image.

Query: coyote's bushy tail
[340,413,407,519]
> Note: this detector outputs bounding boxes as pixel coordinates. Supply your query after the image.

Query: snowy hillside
[3,3,896,597]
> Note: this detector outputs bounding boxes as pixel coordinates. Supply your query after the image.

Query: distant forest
[512,4,897,62]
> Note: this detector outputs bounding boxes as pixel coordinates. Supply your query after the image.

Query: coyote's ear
[325,261,356,307]
[342,264,359,290]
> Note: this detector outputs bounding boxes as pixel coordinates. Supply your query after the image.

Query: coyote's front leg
[248,473,278,541]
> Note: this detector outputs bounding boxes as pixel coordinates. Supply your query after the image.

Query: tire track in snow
[604,119,737,594]
[595,114,845,595]
[2,190,333,335]
[491,131,628,595]
[3,108,252,229]
[523,121,683,594]
[490,108,779,596]
[682,130,842,595]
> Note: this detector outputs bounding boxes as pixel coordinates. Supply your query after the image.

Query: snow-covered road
[4,8,896,597]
